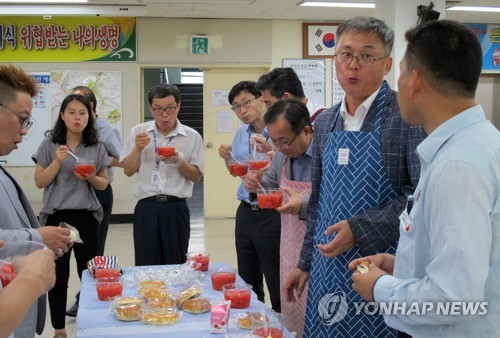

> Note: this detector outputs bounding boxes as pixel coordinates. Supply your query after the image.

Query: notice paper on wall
[217,110,233,133]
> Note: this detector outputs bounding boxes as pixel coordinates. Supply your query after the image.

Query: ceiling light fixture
[297,1,375,8]
[139,0,255,4]
[0,0,87,2]
[0,4,147,15]
[447,6,500,12]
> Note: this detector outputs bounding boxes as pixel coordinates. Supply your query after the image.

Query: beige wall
[8,18,302,217]
[6,17,500,218]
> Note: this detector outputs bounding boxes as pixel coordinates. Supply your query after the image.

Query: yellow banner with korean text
[0,16,136,62]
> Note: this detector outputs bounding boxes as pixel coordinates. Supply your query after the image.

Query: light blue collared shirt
[231,124,269,203]
[95,117,121,183]
[373,105,500,337]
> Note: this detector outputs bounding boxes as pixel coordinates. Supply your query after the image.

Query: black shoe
[65,302,78,317]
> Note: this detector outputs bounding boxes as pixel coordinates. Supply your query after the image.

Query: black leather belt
[142,195,186,203]
[241,200,261,211]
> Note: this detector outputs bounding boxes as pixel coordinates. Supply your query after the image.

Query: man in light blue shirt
[350,20,500,337]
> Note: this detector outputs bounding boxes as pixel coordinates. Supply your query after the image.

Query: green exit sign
[190,35,210,55]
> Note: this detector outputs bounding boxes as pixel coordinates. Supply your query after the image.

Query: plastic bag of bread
[112,297,144,321]
[139,279,166,289]
[142,309,181,326]
[235,311,269,330]
[147,296,176,310]
[182,297,211,314]
[138,285,170,302]
[176,284,202,305]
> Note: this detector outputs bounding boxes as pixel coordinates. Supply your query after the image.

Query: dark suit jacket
[298,82,426,271]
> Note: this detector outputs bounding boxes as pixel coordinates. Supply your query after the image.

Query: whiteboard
[282,59,326,106]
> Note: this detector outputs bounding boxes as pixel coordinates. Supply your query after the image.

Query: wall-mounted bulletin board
[282,58,326,106]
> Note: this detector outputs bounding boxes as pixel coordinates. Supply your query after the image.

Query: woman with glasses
[33,94,110,338]
[218,80,281,313]
[244,99,314,338]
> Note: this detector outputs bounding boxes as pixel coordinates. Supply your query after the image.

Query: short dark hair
[264,99,311,135]
[48,94,98,146]
[0,65,39,104]
[148,84,181,105]
[337,16,394,56]
[228,81,260,104]
[73,85,97,113]
[256,67,305,99]
[404,20,482,98]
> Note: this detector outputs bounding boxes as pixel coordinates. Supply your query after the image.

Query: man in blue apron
[351,20,500,338]
[285,17,426,337]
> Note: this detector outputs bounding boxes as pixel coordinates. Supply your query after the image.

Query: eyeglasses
[334,51,388,66]
[152,105,178,115]
[0,102,33,130]
[231,97,257,112]
[271,132,299,150]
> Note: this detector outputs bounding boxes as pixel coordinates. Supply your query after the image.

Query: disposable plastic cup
[75,159,95,177]
[0,241,47,288]
[96,276,123,301]
[257,188,283,209]
[228,159,248,177]
[222,283,252,309]
[186,251,211,271]
[210,268,236,291]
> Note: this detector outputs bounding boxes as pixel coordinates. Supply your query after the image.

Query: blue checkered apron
[304,82,398,338]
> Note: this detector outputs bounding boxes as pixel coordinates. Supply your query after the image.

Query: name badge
[338,148,349,165]
[399,209,412,233]
[151,170,160,186]
[399,195,414,232]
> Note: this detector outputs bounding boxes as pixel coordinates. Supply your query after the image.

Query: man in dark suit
[0,64,71,338]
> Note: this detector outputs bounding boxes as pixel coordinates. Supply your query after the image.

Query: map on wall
[50,70,123,133]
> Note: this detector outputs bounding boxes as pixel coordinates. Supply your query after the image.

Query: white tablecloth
[76,262,277,337]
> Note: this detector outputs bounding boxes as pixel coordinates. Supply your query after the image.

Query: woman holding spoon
[32,94,110,338]
[218,80,281,313]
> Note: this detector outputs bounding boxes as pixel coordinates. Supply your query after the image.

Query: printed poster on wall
[2,71,123,166]
[282,59,325,106]
[50,70,122,131]
[466,23,500,73]
[0,16,136,62]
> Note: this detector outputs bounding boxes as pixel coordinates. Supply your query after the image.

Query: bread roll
[113,297,144,321]
[148,296,176,310]
[139,279,166,288]
[236,312,268,330]
[176,285,202,305]
[182,297,211,314]
[356,260,370,274]
[138,285,169,302]
[142,310,180,326]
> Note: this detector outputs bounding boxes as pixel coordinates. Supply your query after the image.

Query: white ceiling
[85,0,500,23]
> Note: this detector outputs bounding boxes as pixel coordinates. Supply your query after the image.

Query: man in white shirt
[121,84,203,266]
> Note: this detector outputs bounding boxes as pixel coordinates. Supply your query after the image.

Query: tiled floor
[38,217,238,338]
